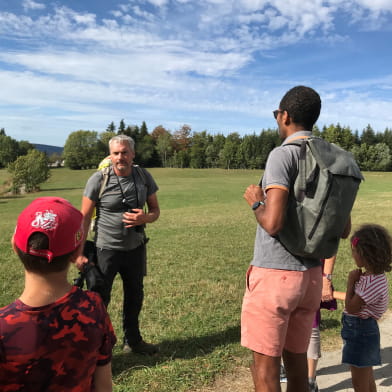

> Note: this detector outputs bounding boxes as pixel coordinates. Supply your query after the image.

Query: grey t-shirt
[251,131,321,271]
[84,166,158,251]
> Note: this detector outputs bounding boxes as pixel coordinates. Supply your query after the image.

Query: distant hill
[33,144,63,156]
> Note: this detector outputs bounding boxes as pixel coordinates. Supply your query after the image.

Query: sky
[1,0,392,147]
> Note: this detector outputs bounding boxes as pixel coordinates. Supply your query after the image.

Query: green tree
[351,143,391,171]
[63,130,102,169]
[361,125,376,145]
[380,128,392,152]
[312,125,321,137]
[99,131,116,156]
[155,131,172,167]
[205,134,225,168]
[322,124,354,150]
[140,121,148,138]
[0,133,19,168]
[136,134,155,166]
[106,121,116,133]
[237,133,260,169]
[118,119,126,134]
[190,131,208,168]
[220,132,240,169]
[259,129,280,168]
[351,144,368,171]
[18,140,34,156]
[8,149,50,194]
[363,143,391,171]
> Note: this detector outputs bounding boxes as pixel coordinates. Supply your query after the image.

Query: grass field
[1,168,392,391]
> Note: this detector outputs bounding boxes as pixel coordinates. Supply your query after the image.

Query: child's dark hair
[279,85,321,130]
[15,232,74,274]
[351,224,392,274]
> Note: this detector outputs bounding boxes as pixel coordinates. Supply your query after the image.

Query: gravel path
[195,311,392,392]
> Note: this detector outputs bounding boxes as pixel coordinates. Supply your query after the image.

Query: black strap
[115,167,144,209]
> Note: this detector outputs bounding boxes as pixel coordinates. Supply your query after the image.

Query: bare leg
[350,366,376,392]
[307,358,318,379]
[282,349,308,392]
[251,351,281,392]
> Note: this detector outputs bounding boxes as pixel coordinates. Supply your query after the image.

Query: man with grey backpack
[77,134,160,355]
[241,86,363,392]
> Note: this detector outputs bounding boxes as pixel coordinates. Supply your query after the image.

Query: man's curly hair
[351,224,392,274]
[279,86,321,130]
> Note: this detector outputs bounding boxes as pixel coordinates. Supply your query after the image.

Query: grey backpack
[277,136,364,259]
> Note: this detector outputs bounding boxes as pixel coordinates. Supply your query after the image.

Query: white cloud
[146,0,169,7]
[1,0,392,145]
[355,0,392,12]
[22,0,45,11]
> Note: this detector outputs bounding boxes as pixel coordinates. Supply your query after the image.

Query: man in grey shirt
[241,86,350,392]
[78,134,160,355]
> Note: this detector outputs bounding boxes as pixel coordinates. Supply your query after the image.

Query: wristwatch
[252,201,265,210]
[323,273,332,281]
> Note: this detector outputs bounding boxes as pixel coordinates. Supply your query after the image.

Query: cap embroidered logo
[31,211,58,231]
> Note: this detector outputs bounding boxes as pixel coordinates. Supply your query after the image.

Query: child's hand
[348,268,362,283]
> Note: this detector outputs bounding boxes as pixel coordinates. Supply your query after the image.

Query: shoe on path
[309,378,319,392]
[280,364,287,383]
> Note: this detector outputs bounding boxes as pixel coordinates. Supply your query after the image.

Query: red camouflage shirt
[0,286,116,391]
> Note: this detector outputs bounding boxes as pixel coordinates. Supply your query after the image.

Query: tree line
[62,121,392,172]
[1,121,392,194]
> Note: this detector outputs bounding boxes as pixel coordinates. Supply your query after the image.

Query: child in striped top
[333,223,392,392]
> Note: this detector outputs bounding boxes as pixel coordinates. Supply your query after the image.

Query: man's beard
[116,163,129,172]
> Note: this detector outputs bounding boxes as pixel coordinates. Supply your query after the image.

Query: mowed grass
[0,168,392,391]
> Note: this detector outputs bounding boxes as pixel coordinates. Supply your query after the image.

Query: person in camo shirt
[0,197,116,392]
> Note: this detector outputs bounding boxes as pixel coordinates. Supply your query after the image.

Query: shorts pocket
[245,266,252,291]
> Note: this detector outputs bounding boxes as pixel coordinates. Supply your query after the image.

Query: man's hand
[75,255,88,270]
[321,278,333,302]
[243,185,264,207]
[122,209,145,228]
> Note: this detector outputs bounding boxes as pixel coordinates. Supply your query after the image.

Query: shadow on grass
[317,346,392,391]
[0,187,83,199]
[112,325,240,376]
[0,195,22,200]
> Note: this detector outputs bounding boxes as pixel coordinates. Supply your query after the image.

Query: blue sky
[1,0,392,146]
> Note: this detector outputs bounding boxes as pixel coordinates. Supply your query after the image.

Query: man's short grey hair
[109,134,135,152]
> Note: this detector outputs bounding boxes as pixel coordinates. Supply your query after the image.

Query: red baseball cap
[13,197,84,262]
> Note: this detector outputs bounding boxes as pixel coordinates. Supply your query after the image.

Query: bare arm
[344,269,365,313]
[333,291,346,301]
[144,193,160,223]
[74,196,96,269]
[81,196,96,239]
[93,362,113,392]
[243,185,288,236]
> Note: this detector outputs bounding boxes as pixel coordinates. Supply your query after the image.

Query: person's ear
[283,110,291,126]
[11,235,18,255]
[69,243,83,264]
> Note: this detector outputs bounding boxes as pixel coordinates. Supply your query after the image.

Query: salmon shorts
[241,265,322,357]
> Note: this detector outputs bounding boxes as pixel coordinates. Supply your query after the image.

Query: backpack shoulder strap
[133,164,147,185]
[282,137,311,202]
[98,166,111,200]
